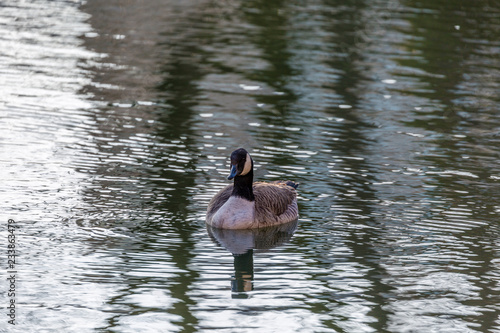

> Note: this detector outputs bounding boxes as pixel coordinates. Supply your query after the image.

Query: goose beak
[228,164,238,180]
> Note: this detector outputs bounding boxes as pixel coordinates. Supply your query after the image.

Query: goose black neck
[231,171,255,201]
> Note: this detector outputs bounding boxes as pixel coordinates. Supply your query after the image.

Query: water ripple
[2,0,500,332]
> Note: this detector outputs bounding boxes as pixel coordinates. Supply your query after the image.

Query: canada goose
[206,148,299,229]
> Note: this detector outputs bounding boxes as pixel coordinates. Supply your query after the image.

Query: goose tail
[284,180,299,189]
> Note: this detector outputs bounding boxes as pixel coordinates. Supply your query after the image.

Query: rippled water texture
[1,0,500,332]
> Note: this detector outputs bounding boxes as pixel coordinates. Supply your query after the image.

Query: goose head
[228,148,253,180]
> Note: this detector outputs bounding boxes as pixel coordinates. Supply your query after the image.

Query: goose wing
[253,181,298,223]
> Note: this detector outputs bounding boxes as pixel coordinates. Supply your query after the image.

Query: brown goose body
[206,148,299,229]
[207,181,299,229]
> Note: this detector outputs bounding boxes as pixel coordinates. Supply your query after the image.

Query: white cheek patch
[240,153,252,176]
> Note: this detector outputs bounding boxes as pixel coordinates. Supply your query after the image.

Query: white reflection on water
[0,0,112,330]
[0,0,96,221]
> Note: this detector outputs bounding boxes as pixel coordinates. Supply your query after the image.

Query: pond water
[1,0,500,332]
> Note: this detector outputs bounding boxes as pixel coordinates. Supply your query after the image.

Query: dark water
[1,0,500,331]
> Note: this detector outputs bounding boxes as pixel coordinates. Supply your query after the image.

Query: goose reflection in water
[206,219,298,298]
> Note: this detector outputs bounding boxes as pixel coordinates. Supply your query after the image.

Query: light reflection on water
[1,0,500,331]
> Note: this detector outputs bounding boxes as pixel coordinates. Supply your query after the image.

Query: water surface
[1,0,500,332]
